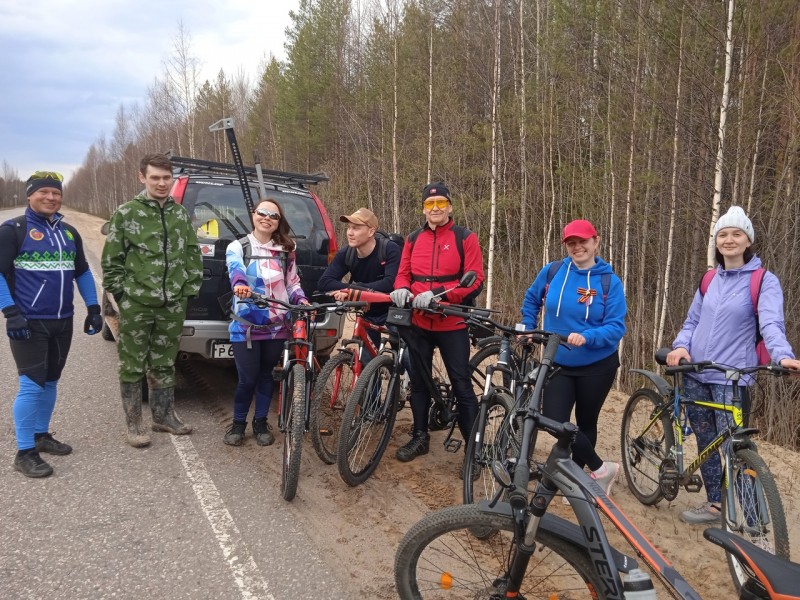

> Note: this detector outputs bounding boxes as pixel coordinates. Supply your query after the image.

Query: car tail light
[310,191,338,264]
[171,176,189,203]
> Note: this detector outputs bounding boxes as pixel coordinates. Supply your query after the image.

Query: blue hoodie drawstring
[555,261,571,318]
[584,270,591,320]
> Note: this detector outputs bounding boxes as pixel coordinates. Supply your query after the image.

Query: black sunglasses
[254,208,281,220]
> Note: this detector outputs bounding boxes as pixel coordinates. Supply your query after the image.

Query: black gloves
[84,304,103,335]
[2,305,30,340]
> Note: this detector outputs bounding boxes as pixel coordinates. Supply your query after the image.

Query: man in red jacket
[390,182,485,464]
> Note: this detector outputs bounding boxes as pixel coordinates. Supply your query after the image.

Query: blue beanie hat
[26,171,64,196]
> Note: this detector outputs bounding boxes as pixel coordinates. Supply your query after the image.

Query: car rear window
[180,180,322,241]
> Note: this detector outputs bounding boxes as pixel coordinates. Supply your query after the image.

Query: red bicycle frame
[326,313,387,407]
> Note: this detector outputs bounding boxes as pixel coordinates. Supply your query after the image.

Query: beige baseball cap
[340,207,378,229]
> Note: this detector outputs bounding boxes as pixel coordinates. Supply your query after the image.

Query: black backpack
[3,215,27,250]
[344,230,404,270]
[407,224,483,306]
[238,236,288,272]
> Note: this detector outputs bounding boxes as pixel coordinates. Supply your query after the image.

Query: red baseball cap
[561,219,597,243]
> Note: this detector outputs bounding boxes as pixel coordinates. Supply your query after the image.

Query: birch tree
[486,0,501,309]
[707,0,736,267]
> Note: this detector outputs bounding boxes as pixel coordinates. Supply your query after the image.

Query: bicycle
[621,348,791,590]
[461,317,546,510]
[310,305,391,465]
[242,293,367,501]
[394,331,800,600]
[335,272,487,486]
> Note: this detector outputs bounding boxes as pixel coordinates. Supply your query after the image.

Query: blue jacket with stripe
[0,207,91,319]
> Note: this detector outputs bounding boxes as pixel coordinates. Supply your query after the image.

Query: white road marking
[170,435,274,600]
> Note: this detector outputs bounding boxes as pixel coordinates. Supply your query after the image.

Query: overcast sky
[0,0,299,183]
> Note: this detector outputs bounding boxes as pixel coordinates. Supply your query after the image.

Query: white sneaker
[679,501,721,524]
[591,462,620,496]
[562,495,570,505]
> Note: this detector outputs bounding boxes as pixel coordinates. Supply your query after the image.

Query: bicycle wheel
[281,364,306,502]
[722,448,790,592]
[468,343,518,398]
[463,391,514,505]
[395,504,608,600]
[337,354,399,486]
[311,351,355,465]
[620,388,674,505]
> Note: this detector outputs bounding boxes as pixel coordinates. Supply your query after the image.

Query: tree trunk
[707,0,736,267]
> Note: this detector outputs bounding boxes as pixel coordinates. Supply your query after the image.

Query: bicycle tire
[722,448,790,592]
[281,364,306,502]
[620,388,674,505]
[394,504,608,600]
[311,351,355,465]
[462,392,514,513]
[337,354,399,486]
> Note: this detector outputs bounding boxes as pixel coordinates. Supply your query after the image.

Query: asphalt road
[0,207,357,600]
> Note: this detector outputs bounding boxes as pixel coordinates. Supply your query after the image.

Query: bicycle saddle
[703,528,800,598]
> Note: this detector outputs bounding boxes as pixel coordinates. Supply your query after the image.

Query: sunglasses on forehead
[423,198,450,210]
[29,171,64,182]
[254,208,281,220]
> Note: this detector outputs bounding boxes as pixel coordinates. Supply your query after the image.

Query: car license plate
[211,341,234,359]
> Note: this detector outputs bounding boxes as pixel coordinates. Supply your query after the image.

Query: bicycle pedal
[444,439,462,453]
[318,428,332,437]
[684,475,703,493]
[272,366,285,381]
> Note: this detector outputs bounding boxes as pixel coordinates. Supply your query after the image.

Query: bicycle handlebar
[654,347,792,377]
[243,292,368,313]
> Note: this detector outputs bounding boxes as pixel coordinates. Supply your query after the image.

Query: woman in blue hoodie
[667,206,800,525]
[520,219,627,497]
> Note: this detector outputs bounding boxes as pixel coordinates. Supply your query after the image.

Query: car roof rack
[168,155,329,187]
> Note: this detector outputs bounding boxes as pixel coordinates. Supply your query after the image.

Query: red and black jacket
[394,219,484,331]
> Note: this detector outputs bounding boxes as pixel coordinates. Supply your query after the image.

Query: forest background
[2,0,800,447]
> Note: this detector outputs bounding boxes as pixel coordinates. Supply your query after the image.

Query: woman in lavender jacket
[666,206,800,525]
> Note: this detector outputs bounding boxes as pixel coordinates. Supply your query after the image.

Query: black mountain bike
[394,332,800,600]
[335,272,488,486]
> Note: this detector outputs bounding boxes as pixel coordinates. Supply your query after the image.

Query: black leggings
[542,357,618,471]
[404,327,478,440]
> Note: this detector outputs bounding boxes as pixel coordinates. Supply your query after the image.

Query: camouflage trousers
[117,297,187,388]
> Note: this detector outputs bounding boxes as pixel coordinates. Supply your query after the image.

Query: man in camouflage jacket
[101,153,202,447]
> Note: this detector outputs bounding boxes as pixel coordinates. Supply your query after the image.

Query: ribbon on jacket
[577,287,596,304]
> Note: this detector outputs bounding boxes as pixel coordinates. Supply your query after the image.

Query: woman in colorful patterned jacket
[223,199,308,447]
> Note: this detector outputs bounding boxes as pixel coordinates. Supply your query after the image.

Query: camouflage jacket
[101,192,202,307]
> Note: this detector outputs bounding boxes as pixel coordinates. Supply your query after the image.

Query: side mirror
[459,271,477,288]
[100,222,110,235]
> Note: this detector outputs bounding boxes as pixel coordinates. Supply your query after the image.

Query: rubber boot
[150,387,192,435]
[121,381,151,448]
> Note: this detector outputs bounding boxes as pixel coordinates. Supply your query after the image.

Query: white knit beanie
[713,205,754,243]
